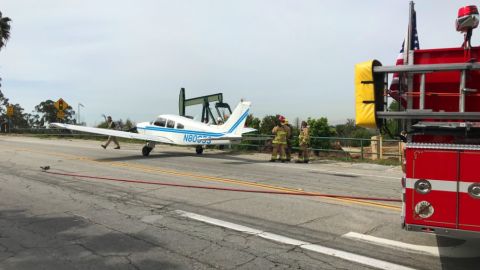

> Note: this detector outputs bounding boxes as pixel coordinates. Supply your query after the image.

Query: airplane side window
[154,118,166,127]
[167,120,175,128]
[176,123,184,129]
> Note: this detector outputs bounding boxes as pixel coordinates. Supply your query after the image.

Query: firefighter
[270,116,287,162]
[296,121,310,163]
[284,119,293,162]
[399,131,407,173]
[101,116,120,149]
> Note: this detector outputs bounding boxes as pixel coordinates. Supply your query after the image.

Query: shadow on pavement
[437,235,480,270]
[0,209,184,270]
[94,150,260,164]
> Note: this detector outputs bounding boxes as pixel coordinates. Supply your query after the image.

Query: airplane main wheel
[196,146,204,155]
[142,146,152,156]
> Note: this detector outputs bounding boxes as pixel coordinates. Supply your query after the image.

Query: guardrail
[3,128,401,161]
[239,134,401,161]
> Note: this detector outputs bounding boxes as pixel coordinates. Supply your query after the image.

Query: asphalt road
[0,136,479,270]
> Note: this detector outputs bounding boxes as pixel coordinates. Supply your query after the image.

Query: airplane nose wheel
[142,146,153,156]
[196,146,204,155]
[142,142,156,157]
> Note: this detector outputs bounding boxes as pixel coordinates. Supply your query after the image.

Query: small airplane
[50,101,255,156]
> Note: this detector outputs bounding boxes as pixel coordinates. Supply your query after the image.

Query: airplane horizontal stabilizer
[242,127,256,134]
[50,123,174,144]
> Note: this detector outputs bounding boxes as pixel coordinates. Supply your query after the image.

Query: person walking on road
[101,116,120,150]
[270,116,288,162]
[296,121,310,163]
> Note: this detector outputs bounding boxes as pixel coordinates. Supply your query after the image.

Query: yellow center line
[11,146,401,211]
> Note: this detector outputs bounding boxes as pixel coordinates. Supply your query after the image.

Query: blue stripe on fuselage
[139,107,249,137]
[228,109,249,133]
[138,126,224,137]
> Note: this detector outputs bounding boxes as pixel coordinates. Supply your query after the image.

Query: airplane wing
[50,123,174,144]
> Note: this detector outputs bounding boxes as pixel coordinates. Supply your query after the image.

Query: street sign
[54,98,69,111]
[57,111,65,119]
[6,105,14,117]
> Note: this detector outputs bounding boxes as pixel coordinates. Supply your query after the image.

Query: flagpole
[406,1,415,130]
[405,1,414,65]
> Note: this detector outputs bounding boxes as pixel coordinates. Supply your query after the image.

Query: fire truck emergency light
[456,5,479,32]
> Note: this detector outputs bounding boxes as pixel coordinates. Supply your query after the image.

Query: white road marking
[141,215,164,224]
[343,232,480,258]
[176,210,416,270]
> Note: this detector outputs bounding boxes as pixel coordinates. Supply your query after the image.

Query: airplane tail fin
[219,101,251,136]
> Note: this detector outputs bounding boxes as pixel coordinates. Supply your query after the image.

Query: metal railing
[239,134,401,161]
[2,128,402,161]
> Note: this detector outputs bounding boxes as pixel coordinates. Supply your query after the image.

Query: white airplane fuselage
[50,101,253,156]
[137,115,239,146]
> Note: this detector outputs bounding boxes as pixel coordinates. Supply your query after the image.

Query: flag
[389,7,420,97]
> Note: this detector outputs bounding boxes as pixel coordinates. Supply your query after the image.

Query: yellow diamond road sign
[54,98,69,111]
[7,105,14,117]
[57,111,65,119]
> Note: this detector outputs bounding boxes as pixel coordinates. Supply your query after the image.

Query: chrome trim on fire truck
[407,178,480,194]
[468,183,480,199]
[374,62,480,73]
[406,178,457,192]
[414,179,432,194]
[405,224,480,238]
[377,111,480,120]
[405,143,480,150]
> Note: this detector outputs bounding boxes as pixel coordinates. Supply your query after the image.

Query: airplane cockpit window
[154,118,166,127]
[176,123,184,129]
[167,120,175,128]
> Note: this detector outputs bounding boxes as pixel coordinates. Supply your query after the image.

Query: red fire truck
[355,4,480,237]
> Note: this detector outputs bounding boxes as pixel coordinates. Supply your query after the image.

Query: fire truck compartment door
[458,150,480,232]
[354,60,383,129]
[406,149,459,228]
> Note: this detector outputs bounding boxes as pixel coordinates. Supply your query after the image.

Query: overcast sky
[0,0,478,125]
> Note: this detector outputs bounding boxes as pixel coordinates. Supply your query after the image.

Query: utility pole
[78,103,84,125]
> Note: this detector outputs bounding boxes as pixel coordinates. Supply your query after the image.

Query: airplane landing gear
[196,145,204,155]
[142,142,156,157]
[142,146,152,156]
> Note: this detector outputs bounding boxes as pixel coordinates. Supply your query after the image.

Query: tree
[259,115,278,135]
[8,103,29,128]
[334,118,375,146]
[385,100,401,138]
[0,88,9,127]
[0,11,11,128]
[335,119,356,137]
[0,11,11,50]
[33,100,75,126]
[307,117,336,151]
[124,119,135,130]
[245,114,260,131]
[97,118,135,130]
[0,88,9,112]
[307,117,335,138]
[26,113,40,128]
